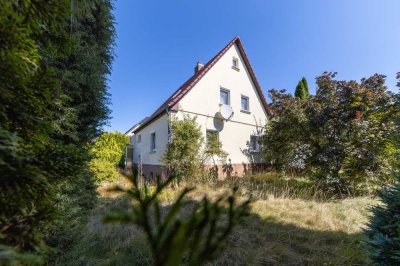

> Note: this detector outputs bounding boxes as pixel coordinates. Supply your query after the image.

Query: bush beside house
[89,131,130,183]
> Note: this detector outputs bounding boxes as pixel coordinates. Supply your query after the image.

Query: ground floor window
[150,132,156,152]
[206,130,219,148]
[250,135,259,152]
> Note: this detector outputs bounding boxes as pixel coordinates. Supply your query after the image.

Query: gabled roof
[132,36,271,134]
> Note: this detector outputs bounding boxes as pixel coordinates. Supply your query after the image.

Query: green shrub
[89,131,129,183]
[161,115,204,182]
[365,174,400,265]
[162,115,228,183]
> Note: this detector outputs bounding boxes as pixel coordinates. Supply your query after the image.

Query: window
[232,57,239,69]
[241,95,249,112]
[220,88,230,105]
[206,130,219,148]
[250,135,259,152]
[137,134,141,143]
[150,132,156,152]
[167,124,171,143]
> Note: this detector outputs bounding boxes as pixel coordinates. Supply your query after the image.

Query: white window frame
[220,88,230,105]
[250,135,259,152]
[232,56,239,70]
[241,95,250,112]
[150,132,156,152]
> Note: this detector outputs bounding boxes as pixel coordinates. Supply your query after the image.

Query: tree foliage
[50,0,115,143]
[365,74,400,264]
[262,72,400,194]
[162,115,228,182]
[0,0,115,262]
[89,131,130,182]
[104,172,250,266]
[162,115,204,181]
[294,77,310,99]
[0,0,70,256]
[365,173,400,265]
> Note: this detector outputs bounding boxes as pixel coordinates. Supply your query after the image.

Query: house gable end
[131,36,270,134]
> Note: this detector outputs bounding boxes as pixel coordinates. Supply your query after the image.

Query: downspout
[166,106,172,143]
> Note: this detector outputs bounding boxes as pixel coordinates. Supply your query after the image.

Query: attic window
[241,95,249,112]
[232,57,239,70]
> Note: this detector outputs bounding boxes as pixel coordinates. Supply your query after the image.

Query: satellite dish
[213,116,224,131]
[218,104,233,120]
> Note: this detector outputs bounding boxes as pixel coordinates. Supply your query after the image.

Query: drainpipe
[166,107,172,143]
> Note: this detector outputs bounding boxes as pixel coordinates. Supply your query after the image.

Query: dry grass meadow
[55,175,377,265]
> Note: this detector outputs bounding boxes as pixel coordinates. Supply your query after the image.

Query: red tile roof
[132,36,271,133]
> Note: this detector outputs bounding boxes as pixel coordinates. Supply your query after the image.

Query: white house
[125,36,271,177]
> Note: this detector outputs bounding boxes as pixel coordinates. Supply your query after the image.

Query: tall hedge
[0,0,115,263]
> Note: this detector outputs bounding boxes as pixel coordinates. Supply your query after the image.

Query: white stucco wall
[132,113,169,165]
[176,43,267,165]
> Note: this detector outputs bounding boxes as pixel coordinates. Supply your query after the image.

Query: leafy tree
[262,89,309,171]
[365,174,400,265]
[309,73,398,192]
[89,131,130,183]
[161,115,204,182]
[364,73,400,264]
[262,73,399,194]
[104,172,250,266]
[294,77,310,99]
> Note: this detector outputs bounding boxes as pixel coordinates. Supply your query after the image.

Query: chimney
[194,61,204,73]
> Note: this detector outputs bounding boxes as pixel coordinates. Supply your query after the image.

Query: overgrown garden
[1,1,399,264]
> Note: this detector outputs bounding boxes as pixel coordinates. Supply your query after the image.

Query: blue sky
[107,0,400,132]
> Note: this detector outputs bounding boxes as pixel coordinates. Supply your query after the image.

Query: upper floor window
[220,88,230,105]
[137,134,141,143]
[150,132,156,152]
[232,57,239,69]
[241,95,249,112]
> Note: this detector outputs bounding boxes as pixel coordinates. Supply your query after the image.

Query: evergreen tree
[49,0,115,143]
[0,0,115,262]
[0,0,70,258]
[294,77,309,99]
[301,77,310,98]
[365,174,400,265]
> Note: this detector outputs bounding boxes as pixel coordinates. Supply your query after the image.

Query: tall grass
[55,174,377,265]
[195,171,372,201]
